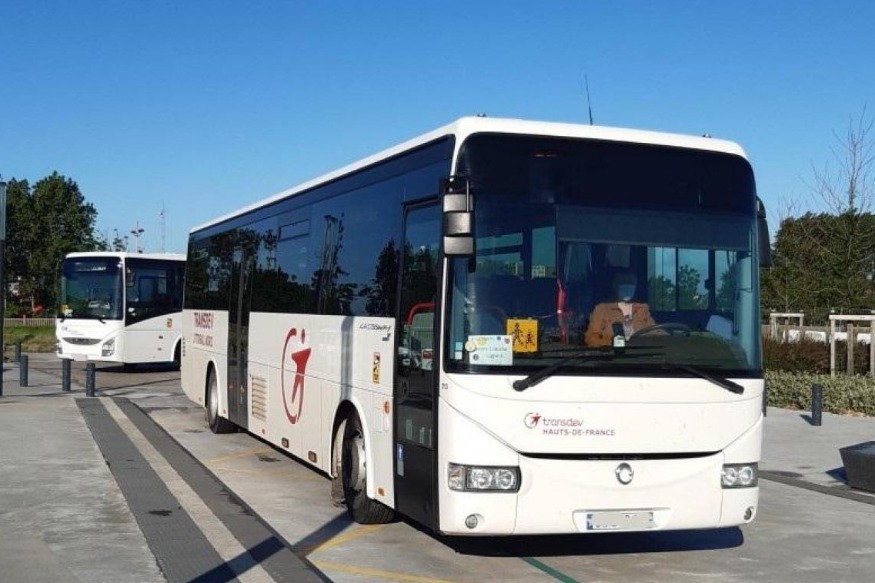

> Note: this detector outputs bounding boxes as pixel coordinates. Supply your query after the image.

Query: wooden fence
[3,317,55,328]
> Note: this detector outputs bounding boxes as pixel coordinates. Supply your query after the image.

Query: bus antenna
[585,74,594,125]
[159,202,166,253]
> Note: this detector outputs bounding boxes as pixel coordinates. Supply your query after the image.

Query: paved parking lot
[4,354,875,582]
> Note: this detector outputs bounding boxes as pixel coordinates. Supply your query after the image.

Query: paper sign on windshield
[507,319,538,352]
[465,335,513,365]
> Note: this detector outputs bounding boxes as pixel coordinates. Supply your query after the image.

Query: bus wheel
[206,368,235,434]
[172,345,181,371]
[341,413,394,524]
[331,419,347,507]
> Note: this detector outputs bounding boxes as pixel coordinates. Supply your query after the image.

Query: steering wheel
[629,322,692,340]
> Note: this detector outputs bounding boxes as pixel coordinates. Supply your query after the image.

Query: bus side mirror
[756,197,772,268]
[442,176,475,257]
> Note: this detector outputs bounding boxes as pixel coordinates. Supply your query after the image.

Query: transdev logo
[524,413,587,429]
[281,327,312,425]
[524,413,542,429]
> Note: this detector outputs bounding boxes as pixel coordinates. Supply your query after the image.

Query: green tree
[716,266,737,312]
[677,265,707,309]
[762,213,875,316]
[761,110,875,321]
[360,239,399,316]
[4,178,34,314]
[647,274,676,311]
[4,172,104,314]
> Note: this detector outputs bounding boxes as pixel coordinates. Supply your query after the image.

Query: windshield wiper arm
[512,351,606,391]
[661,362,744,395]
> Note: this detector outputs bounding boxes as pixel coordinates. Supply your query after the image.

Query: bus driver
[584,271,656,347]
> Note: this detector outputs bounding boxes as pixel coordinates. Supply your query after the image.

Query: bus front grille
[63,337,100,346]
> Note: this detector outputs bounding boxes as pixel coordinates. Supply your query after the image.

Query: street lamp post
[131,222,144,253]
[1,175,7,396]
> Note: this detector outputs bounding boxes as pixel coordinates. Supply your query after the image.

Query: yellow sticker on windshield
[507,319,538,352]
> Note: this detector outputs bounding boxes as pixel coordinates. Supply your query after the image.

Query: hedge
[762,337,871,375]
[766,370,875,417]
[763,336,875,415]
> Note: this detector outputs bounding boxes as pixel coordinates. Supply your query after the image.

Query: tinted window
[186,139,453,317]
[457,133,755,215]
[125,258,185,325]
[310,182,403,316]
[445,134,761,375]
[59,257,124,320]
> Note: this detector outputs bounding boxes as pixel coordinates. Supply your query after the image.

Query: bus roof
[191,116,749,234]
[64,251,186,262]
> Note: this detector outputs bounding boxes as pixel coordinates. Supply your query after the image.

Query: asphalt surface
[2,352,875,582]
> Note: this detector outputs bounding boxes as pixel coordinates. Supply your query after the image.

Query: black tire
[171,344,181,371]
[340,413,394,524]
[206,367,236,434]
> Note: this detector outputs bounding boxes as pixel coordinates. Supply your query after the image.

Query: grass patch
[3,326,57,356]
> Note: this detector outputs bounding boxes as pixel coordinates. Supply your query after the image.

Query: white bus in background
[181,116,771,535]
[57,252,186,366]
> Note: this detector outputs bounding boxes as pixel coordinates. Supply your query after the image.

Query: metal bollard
[811,383,823,426]
[61,358,71,392]
[14,341,21,363]
[19,354,28,387]
[762,381,768,417]
[85,362,96,397]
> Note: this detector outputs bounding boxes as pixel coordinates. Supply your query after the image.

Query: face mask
[617,284,636,301]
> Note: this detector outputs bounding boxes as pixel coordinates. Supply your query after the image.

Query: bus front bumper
[438,453,759,535]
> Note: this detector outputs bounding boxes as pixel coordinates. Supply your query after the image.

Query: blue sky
[2,1,873,254]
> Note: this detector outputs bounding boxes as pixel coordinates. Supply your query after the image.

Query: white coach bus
[181,116,771,535]
[57,252,186,366]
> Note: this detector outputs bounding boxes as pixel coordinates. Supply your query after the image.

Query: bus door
[227,244,255,429]
[394,201,440,528]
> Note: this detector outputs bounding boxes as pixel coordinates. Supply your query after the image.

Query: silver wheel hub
[348,435,367,492]
[208,380,218,422]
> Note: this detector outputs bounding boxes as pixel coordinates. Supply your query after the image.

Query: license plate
[586,511,655,531]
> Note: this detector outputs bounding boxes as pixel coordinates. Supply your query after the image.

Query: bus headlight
[101,338,116,357]
[721,463,758,488]
[448,463,520,492]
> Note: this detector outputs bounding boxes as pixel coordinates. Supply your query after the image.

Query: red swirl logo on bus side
[281,327,312,424]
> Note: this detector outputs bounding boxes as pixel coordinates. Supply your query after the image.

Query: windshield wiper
[661,362,744,395]
[512,346,667,392]
[512,351,606,391]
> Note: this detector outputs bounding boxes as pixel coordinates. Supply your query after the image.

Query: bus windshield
[445,134,761,376]
[59,257,124,320]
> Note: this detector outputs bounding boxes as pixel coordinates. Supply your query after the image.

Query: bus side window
[140,277,157,303]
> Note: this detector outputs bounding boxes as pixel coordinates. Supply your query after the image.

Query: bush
[766,370,875,416]
[763,337,830,373]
